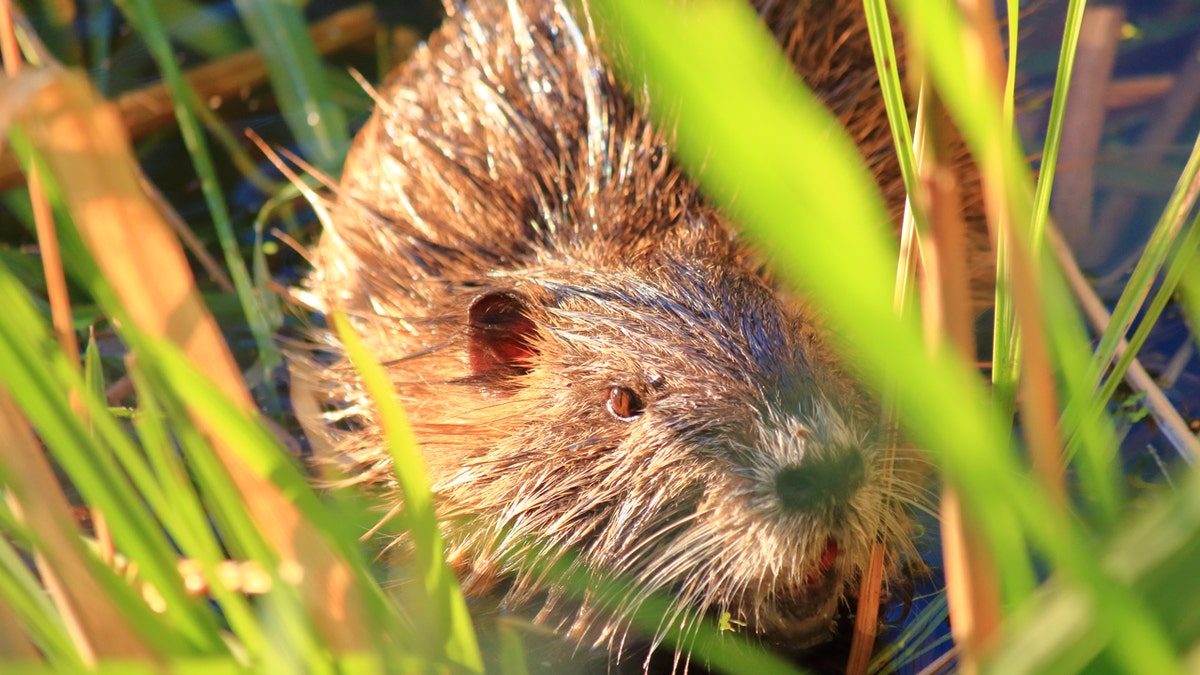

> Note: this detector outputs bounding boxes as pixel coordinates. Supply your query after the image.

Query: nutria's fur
[293,0,936,664]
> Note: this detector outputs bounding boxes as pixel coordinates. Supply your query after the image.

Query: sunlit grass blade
[890,0,1177,668]
[895,0,1128,528]
[1179,250,1200,351]
[862,0,917,201]
[1029,0,1088,244]
[497,621,530,675]
[124,364,284,665]
[590,0,1183,669]
[8,64,386,654]
[1091,209,1200,461]
[131,331,415,665]
[132,364,326,671]
[0,387,162,661]
[152,0,250,57]
[1038,235,1125,528]
[333,311,483,673]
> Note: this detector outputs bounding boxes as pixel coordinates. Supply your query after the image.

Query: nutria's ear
[468,291,538,377]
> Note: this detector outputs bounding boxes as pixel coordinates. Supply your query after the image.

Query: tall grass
[1,0,1198,673]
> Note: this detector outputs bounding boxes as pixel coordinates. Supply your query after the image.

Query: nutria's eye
[606,386,644,421]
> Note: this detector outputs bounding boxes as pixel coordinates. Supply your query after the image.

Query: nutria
[291,0,933,665]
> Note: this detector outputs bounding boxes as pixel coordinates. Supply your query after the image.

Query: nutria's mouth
[801,537,840,586]
[705,541,846,649]
[758,573,845,649]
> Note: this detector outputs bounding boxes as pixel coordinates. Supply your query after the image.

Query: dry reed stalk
[917,87,1003,675]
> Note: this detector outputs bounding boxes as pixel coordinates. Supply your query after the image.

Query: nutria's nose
[774,448,866,513]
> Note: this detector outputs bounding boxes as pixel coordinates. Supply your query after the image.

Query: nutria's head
[293,0,924,660]
[422,251,918,650]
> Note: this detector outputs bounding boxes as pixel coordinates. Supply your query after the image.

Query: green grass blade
[126,366,283,665]
[1091,211,1200,452]
[230,0,350,172]
[333,311,483,673]
[873,0,1171,665]
[130,330,410,663]
[862,0,918,201]
[590,0,1172,668]
[129,347,338,674]
[887,0,1127,529]
[588,0,1043,576]
[1029,0,1088,244]
[987,468,1200,674]
[83,330,104,408]
[991,0,1024,431]
[1039,241,1124,528]
[154,0,251,57]
[1179,250,1200,352]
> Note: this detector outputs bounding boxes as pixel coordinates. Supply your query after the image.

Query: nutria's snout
[774,446,866,515]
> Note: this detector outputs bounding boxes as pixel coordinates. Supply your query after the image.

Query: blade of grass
[897,0,1128,526]
[1087,209,1200,462]
[82,330,114,567]
[129,359,331,673]
[1097,176,1200,399]
[1043,1,1116,253]
[588,0,1042,602]
[911,71,1003,666]
[866,0,1178,668]
[987,467,1200,673]
[1178,245,1200,351]
[333,311,483,673]
[896,0,1127,531]
[862,0,918,201]
[230,0,350,172]
[132,331,412,666]
[0,589,41,661]
[125,364,288,667]
[153,0,250,57]
[1068,131,1200,438]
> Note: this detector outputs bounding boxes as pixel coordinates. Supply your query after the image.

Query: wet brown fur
[294,0,944,662]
